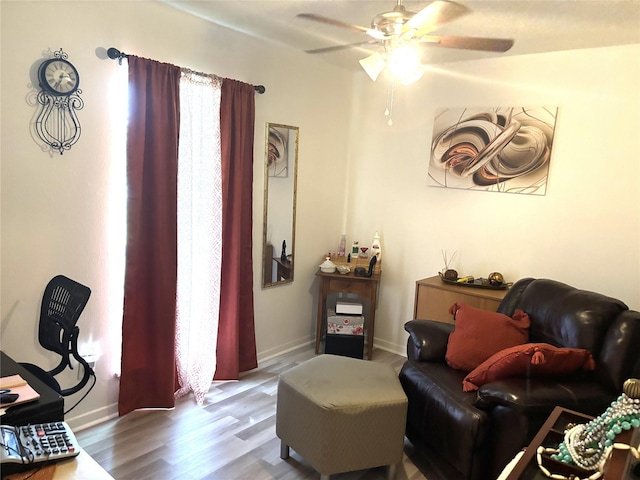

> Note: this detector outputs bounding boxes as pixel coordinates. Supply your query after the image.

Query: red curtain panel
[216,79,258,380]
[118,56,181,416]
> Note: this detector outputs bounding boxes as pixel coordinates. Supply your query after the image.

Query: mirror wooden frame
[262,122,299,288]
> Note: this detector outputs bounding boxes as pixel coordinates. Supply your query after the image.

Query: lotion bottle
[371,232,381,261]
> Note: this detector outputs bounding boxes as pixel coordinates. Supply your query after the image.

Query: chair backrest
[498,278,640,390]
[38,275,91,374]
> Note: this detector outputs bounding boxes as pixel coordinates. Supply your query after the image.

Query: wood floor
[76,346,442,480]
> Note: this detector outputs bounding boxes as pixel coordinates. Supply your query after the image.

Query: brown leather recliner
[399,278,640,480]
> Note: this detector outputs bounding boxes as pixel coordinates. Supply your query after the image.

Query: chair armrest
[404,320,453,362]
[475,377,614,415]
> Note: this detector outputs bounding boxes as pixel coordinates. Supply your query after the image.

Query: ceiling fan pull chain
[385,77,395,126]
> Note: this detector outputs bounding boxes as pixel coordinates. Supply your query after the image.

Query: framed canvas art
[428,106,558,195]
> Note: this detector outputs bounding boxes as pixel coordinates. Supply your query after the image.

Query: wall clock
[39,57,80,96]
[35,48,83,155]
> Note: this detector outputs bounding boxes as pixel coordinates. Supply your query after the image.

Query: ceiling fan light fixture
[359,52,386,81]
[388,44,422,84]
[399,66,424,85]
[366,29,386,40]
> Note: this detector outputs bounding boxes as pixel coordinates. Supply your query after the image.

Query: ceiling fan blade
[297,13,371,35]
[405,0,470,37]
[305,41,380,55]
[421,35,514,52]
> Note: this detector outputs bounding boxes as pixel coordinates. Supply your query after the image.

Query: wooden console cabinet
[413,275,508,323]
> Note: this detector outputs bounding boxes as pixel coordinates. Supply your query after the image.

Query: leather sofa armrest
[475,377,613,415]
[404,320,453,363]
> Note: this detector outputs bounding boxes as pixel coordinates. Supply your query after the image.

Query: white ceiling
[161,0,640,70]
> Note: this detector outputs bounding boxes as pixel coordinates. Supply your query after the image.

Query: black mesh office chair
[19,275,96,404]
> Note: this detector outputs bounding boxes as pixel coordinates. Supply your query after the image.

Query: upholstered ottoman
[276,354,408,480]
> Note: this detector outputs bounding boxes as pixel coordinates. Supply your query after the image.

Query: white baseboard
[67,403,119,432]
[373,337,405,357]
[257,337,314,364]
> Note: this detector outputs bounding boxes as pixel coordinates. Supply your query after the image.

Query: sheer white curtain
[175,69,223,404]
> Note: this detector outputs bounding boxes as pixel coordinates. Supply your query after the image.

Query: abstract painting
[267,126,289,178]
[428,106,558,195]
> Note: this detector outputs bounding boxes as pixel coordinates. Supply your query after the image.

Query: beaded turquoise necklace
[537,378,640,479]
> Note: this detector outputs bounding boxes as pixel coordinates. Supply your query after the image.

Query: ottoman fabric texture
[276,354,408,477]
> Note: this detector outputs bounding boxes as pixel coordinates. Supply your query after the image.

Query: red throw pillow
[462,343,596,392]
[445,302,530,372]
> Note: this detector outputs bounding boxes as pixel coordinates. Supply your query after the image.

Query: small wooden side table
[315,269,381,360]
[504,406,638,480]
[274,257,292,281]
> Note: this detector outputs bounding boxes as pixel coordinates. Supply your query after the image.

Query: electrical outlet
[79,354,97,380]
[83,354,97,370]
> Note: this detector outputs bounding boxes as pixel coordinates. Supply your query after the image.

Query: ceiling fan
[297,0,514,83]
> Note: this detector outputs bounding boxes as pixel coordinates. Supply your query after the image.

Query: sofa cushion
[463,343,595,392]
[445,303,530,372]
[501,279,627,355]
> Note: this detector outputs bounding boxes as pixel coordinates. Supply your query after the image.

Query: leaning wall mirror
[262,122,299,288]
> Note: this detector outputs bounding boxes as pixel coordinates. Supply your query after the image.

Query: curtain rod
[107,47,266,94]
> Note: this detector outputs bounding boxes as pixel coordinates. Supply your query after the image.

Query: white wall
[0,1,353,429]
[346,44,640,353]
[2,0,639,431]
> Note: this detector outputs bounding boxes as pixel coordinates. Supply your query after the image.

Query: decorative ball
[623,378,640,399]
[488,272,504,286]
[443,269,458,281]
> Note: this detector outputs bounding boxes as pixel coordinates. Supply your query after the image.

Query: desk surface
[3,450,114,480]
[0,352,64,426]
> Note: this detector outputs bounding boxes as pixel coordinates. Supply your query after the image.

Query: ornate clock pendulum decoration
[35,48,83,154]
